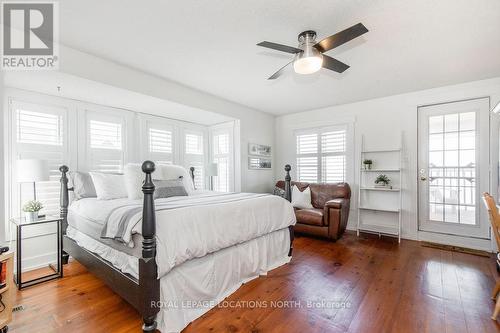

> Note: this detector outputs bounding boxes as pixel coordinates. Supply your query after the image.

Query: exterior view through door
[418,98,490,239]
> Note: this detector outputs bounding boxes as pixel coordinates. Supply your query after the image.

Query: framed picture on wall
[248,143,271,157]
[248,157,272,170]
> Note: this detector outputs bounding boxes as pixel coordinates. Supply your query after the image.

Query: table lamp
[206,163,218,191]
[17,159,49,202]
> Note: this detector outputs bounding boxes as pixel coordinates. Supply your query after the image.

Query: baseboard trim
[15,251,57,273]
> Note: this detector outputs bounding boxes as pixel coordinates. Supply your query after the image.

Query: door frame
[417,97,491,240]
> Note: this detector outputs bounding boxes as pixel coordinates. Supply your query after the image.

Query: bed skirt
[66,227,291,333]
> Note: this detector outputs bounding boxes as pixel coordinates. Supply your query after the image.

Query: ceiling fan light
[293,40,323,75]
[293,54,323,74]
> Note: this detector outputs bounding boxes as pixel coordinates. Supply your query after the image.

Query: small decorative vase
[25,211,38,222]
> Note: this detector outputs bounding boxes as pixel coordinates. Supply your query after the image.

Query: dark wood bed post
[140,161,160,333]
[284,164,292,202]
[59,166,71,265]
[59,165,70,233]
[284,164,294,256]
[189,166,195,189]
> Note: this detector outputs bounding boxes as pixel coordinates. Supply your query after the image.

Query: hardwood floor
[9,232,500,333]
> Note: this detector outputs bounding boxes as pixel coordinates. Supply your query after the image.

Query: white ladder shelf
[356,134,403,242]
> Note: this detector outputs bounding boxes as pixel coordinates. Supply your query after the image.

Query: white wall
[275,77,500,250]
[58,46,276,193]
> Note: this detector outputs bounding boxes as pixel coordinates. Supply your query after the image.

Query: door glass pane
[429,116,443,133]
[428,111,476,225]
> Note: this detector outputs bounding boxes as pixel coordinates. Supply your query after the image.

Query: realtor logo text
[1,1,59,70]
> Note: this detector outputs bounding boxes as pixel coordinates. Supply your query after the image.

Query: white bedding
[69,192,296,278]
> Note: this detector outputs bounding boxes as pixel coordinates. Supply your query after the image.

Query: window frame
[210,122,235,192]
[294,124,351,184]
[5,92,78,241]
[81,107,131,173]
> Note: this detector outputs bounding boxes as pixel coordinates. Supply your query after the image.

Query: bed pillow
[291,185,314,209]
[273,186,285,198]
[89,172,128,200]
[70,171,97,200]
[123,163,161,200]
[161,165,195,193]
[153,178,188,199]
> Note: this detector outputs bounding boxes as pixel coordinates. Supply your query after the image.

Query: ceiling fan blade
[257,41,302,54]
[268,61,293,80]
[314,23,368,53]
[322,55,350,73]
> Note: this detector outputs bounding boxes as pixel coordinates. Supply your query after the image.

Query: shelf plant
[374,174,391,188]
[363,159,373,170]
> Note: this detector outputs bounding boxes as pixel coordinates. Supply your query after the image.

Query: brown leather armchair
[276,181,351,241]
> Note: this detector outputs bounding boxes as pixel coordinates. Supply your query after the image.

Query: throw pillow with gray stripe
[153,177,188,199]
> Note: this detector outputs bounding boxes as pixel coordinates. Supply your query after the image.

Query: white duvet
[69,192,296,278]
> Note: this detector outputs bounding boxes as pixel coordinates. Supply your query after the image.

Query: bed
[59,162,294,332]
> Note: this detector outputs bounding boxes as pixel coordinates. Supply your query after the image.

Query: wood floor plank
[8,232,500,333]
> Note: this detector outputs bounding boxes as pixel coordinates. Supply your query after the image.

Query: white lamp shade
[206,163,218,177]
[17,159,50,182]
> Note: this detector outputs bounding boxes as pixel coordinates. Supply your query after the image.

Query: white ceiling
[59,0,500,115]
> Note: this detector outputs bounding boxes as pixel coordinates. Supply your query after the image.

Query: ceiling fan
[257,23,368,79]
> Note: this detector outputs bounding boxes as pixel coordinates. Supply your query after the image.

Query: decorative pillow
[153,178,188,199]
[273,186,285,198]
[161,165,194,193]
[89,172,128,200]
[291,185,314,209]
[70,171,97,200]
[123,163,160,200]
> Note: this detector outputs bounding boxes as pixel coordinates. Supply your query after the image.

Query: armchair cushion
[295,208,324,226]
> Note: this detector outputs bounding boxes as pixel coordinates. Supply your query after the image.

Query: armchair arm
[324,198,351,240]
[324,198,347,210]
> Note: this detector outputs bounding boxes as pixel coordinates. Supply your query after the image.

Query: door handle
[420,176,427,181]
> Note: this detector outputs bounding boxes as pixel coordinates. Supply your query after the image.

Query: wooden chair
[482,192,500,320]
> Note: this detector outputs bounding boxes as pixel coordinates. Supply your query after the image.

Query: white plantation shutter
[11,102,68,217]
[321,130,346,183]
[212,131,232,192]
[184,130,205,189]
[296,156,318,182]
[90,120,122,150]
[295,126,347,183]
[149,126,173,165]
[17,110,63,146]
[87,115,125,173]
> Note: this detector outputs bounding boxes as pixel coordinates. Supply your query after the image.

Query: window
[148,125,174,165]
[183,130,205,189]
[295,126,347,183]
[86,113,125,173]
[17,109,63,146]
[90,120,122,150]
[212,132,230,192]
[11,101,68,217]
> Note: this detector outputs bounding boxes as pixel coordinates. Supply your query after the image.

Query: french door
[418,98,490,239]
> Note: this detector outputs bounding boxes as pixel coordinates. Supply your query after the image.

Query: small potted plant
[374,174,391,188]
[22,200,43,222]
[363,159,373,170]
